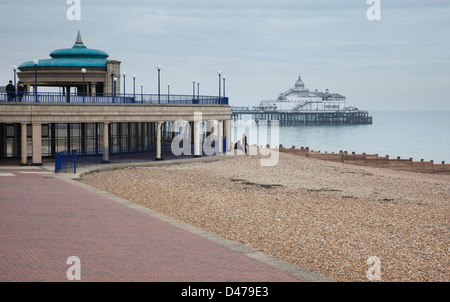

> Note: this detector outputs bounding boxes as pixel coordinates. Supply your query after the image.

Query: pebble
[80,151,450,282]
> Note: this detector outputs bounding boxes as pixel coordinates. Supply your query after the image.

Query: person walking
[17,81,25,102]
[6,80,15,102]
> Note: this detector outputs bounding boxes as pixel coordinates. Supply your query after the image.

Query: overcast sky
[1,0,449,111]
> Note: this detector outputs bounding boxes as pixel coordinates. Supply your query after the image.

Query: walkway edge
[61,173,333,282]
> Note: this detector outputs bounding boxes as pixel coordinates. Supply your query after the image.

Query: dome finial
[74,30,84,47]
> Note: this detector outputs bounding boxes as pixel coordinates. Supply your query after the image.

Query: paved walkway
[0,160,330,282]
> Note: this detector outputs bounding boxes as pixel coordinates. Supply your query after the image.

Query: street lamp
[167,83,170,103]
[141,84,144,102]
[192,79,196,100]
[223,76,226,98]
[133,75,136,101]
[197,81,200,100]
[33,59,39,102]
[12,66,17,95]
[113,77,118,102]
[218,70,222,102]
[157,65,161,104]
[81,68,86,103]
[122,72,126,99]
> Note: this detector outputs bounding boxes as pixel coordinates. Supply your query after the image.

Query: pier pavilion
[16,31,120,99]
[0,32,232,166]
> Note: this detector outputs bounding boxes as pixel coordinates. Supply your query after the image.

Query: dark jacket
[18,84,25,94]
[6,83,15,94]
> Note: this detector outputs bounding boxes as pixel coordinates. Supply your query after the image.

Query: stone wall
[0,103,231,124]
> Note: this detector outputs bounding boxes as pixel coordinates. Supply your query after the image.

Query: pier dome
[18,31,109,69]
[294,75,305,91]
[16,31,121,95]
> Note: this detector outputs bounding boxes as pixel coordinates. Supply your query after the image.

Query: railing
[55,141,225,173]
[55,149,77,173]
[0,92,229,105]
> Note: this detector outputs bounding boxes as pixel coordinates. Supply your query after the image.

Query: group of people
[5,80,25,102]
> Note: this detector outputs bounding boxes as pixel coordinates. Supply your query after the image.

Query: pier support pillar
[102,122,110,163]
[156,121,163,161]
[206,120,214,143]
[31,123,42,166]
[193,119,201,157]
[217,120,223,154]
[20,123,28,166]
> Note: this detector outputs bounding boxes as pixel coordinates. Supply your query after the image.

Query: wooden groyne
[278,145,450,175]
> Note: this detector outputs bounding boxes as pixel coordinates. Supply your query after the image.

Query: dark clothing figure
[17,82,25,102]
[6,81,15,102]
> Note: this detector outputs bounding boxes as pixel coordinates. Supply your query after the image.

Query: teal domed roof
[18,31,109,69]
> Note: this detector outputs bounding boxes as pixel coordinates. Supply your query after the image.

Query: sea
[232,110,450,164]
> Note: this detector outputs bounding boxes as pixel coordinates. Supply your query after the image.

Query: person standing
[6,80,15,102]
[17,81,25,102]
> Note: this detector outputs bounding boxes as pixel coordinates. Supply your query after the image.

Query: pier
[231,107,372,125]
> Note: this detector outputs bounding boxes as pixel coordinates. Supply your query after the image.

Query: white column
[194,120,201,157]
[21,123,28,165]
[102,122,110,163]
[206,120,214,143]
[156,121,163,160]
[31,123,42,166]
[217,120,223,154]
[224,119,231,152]
[91,82,97,103]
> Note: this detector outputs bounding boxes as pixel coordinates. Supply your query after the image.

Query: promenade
[0,159,327,282]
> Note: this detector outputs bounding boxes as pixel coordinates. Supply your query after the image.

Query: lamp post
[223,76,226,98]
[218,70,222,103]
[141,84,144,103]
[33,59,39,103]
[81,68,86,103]
[113,77,117,102]
[197,81,200,100]
[12,65,17,94]
[157,65,161,104]
[167,83,170,103]
[122,72,126,100]
[133,75,136,101]
[192,79,196,101]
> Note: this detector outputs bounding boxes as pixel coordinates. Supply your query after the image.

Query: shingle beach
[80,150,449,282]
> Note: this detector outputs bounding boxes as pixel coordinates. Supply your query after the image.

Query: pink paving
[0,167,305,282]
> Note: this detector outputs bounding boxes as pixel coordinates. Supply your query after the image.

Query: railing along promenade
[0,92,229,105]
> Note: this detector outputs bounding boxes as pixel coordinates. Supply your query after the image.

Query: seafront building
[0,32,232,166]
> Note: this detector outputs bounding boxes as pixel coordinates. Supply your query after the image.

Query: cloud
[0,0,449,110]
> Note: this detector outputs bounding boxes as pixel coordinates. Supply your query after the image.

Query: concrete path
[0,161,330,282]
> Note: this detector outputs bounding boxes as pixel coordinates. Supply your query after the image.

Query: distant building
[257,75,347,111]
